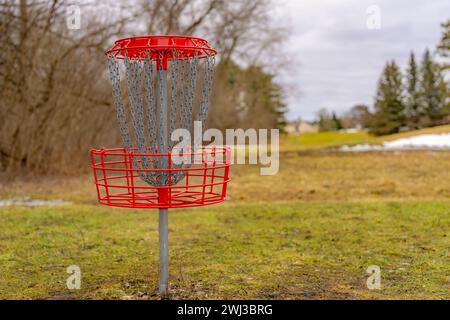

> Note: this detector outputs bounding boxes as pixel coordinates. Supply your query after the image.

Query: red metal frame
[90,147,231,209]
[105,35,217,70]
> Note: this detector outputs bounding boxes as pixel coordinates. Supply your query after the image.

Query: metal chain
[144,53,157,150]
[107,52,215,187]
[179,58,189,133]
[157,52,165,153]
[124,57,146,153]
[124,57,153,183]
[170,54,187,183]
[169,49,179,148]
[107,57,132,149]
[196,55,216,137]
[143,53,159,185]
[185,54,199,132]
[183,56,215,180]
[172,54,199,184]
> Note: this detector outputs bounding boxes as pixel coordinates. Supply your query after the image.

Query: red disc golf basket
[90,35,230,295]
[91,146,230,208]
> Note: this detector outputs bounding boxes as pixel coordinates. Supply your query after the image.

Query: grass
[282,131,371,151]
[1,126,450,299]
[1,200,448,299]
[230,151,450,203]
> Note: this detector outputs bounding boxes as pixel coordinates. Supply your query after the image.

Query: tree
[370,61,405,135]
[0,1,130,172]
[405,52,422,129]
[437,20,450,71]
[317,109,332,132]
[138,0,284,66]
[0,0,288,173]
[342,104,372,129]
[208,61,287,131]
[316,108,341,132]
[419,49,447,126]
[437,20,450,116]
[332,112,343,130]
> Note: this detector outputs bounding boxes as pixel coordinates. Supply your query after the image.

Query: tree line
[370,48,448,135]
[317,21,449,135]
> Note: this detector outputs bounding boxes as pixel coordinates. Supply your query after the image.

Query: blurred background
[0,0,289,174]
[0,0,449,174]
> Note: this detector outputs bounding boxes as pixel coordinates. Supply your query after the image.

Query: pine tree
[437,20,450,71]
[370,61,405,135]
[332,112,343,130]
[244,65,288,130]
[209,61,288,130]
[420,49,447,126]
[317,108,333,132]
[405,52,422,129]
[437,21,450,117]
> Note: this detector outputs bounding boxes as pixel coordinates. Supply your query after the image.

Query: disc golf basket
[90,35,231,295]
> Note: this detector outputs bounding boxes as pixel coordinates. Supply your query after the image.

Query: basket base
[97,189,226,209]
[91,147,230,209]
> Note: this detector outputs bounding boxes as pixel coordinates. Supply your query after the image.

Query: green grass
[0,200,448,299]
[282,131,370,151]
[2,127,450,299]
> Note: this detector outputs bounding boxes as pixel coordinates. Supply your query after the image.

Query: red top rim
[105,35,218,61]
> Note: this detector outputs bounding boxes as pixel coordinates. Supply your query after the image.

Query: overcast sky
[276,0,450,121]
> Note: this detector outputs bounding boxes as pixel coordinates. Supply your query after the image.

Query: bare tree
[0,0,131,172]
[137,0,284,65]
[0,0,288,174]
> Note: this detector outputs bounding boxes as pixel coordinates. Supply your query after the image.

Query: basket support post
[157,67,169,296]
[158,208,169,295]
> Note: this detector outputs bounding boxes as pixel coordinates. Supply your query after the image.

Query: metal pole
[158,208,168,295]
[157,68,169,295]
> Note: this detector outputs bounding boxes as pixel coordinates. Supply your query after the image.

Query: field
[1,129,450,299]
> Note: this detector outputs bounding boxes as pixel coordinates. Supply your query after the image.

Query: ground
[1,128,450,299]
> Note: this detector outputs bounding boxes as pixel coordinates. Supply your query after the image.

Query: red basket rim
[105,35,218,61]
[90,146,230,157]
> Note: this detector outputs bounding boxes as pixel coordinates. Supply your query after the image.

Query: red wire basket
[91,146,231,209]
[105,35,217,69]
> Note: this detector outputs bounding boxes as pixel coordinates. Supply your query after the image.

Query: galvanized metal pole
[157,68,169,296]
[158,208,168,295]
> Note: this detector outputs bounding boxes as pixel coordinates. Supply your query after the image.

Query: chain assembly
[107,47,216,187]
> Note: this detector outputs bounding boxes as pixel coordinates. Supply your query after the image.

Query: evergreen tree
[244,65,288,130]
[332,112,343,130]
[437,20,450,71]
[419,49,447,126]
[405,52,422,129]
[317,108,333,132]
[209,61,287,130]
[370,61,405,135]
[437,21,450,116]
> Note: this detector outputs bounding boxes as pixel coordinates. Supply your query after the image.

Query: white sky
[276,0,450,121]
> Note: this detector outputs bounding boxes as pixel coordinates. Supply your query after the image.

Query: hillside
[282,125,450,152]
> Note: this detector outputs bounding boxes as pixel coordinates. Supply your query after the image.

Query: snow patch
[340,133,450,151]
[0,197,71,207]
